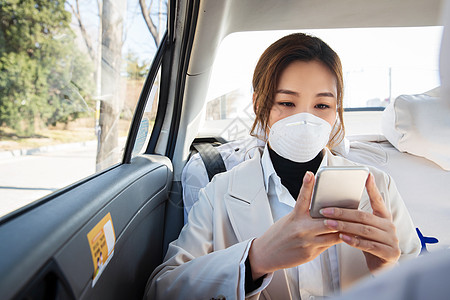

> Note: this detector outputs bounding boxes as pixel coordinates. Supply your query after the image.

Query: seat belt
[193,143,227,181]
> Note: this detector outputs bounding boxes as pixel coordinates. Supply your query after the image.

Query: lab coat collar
[227,148,265,204]
[261,145,282,195]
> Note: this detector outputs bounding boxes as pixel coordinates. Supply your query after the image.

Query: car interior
[0,0,449,299]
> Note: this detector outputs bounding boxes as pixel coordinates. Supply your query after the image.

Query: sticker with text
[87,212,116,287]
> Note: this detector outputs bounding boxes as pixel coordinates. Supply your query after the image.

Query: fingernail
[320,208,334,216]
[303,172,311,183]
[339,233,352,243]
[324,219,338,228]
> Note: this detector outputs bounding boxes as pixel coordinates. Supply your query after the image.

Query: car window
[131,68,161,158]
[0,0,167,217]
[201,27,442,140]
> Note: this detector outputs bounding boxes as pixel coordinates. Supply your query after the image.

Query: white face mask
[268,113,332,162]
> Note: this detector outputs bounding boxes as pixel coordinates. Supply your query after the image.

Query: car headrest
[381,94,450,170]
[380,2,450,171]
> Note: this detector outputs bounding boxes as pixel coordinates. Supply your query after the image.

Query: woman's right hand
[248,171,342,279]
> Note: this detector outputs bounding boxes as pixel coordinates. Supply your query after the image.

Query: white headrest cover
[381,94,450,170]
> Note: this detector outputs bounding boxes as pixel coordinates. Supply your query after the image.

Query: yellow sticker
[87,212,116,287]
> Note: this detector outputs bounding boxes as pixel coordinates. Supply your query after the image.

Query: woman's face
[268,60,337,130]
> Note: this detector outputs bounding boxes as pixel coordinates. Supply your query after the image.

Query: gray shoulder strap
[193,143,227,181]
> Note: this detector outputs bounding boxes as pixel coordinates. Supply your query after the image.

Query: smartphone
[309,166,369,218]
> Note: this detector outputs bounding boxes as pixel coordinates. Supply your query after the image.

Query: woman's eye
[278,102,294,107]
[315,104,330,109]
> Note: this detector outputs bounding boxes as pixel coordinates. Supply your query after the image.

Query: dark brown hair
[251,33,345,149]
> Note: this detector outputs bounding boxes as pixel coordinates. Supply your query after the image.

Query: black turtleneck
[268,146,322,200]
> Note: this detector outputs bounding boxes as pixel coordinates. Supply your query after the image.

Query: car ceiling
[188,0,443,75]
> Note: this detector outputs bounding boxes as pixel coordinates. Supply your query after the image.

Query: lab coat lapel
[223,151,274,242]
[223,152,292,299]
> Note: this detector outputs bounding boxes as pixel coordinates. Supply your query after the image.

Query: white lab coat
[146,148,420,300]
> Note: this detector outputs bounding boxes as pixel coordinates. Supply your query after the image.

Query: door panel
[162,181,184,254]
[0,155,172,300]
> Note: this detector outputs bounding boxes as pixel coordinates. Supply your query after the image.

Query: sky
[66,0,166,65]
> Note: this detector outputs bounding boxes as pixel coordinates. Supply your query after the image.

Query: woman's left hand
[320,173,401,273]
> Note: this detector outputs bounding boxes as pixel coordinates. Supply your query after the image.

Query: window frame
[123,32,169,163]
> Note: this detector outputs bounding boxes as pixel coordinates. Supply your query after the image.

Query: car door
[0,0,195,299]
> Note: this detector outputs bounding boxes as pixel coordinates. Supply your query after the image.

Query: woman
[145,33,420,300]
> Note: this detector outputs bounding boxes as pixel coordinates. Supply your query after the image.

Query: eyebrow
[276,89,336,98]
[276,89,299,96]
[317,92,335,98]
